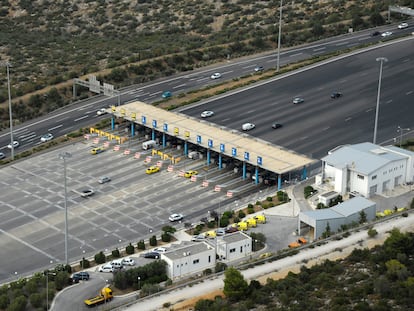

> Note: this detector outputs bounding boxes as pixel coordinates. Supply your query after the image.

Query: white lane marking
[313,47,326,52]
[149,91,162,96]
[322,126,330,131]
[20,134,37,141]
[173,84,186,89]
[406,91,413,95]
[335,41,349,46]
[345,117,352,122]
[242,64,257,69]
[290,53,303,58]
[386,99,393,104]
[366,108,373,112]
[17,131,35,139]
[74,115,89,122]
[48,124,63,131]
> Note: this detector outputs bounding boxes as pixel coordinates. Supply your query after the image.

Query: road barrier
[214,185,221,192]
[113,145,120,151]
[226,191,233,198]
[123,149,131,155]
[93,137,100,144]
[178,171,185,177]
[103,141,110,148]
[156,161,163,167]
[134,152,141,159]
[190,175,197,182]
[144,156,152,163]
[202,180,209,187]
[167,165,174,172]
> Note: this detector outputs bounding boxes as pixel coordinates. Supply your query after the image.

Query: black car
[71,271,90,283]
[371,31,381,36]
[331,92,342,99]
[272,123,282,129]
[143,251,160,259]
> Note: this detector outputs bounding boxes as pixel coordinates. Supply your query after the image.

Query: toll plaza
[108,101,317,190]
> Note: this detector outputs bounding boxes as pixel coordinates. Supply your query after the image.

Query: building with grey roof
[299,196,376,240]
[216,231,252,262]
[319,142,414,198]
[162,242,216,280]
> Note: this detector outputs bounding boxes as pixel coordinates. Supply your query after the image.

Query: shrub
[368,228,378,238]
[247,207,255,214]
[255,201,262,206]
[94,251,106,264]
[126,243,135,255]
[149,235,157,246]
[248,203,253,208]
[402,212,408,218]
[203,268,213,275]
[161,232,171,242]
[80,258,90,269]
[112,248,120,258]
[215,262,227,273]
[268,202,274,207]
[137,240,145,250]
[266,196,273,202]
[238,211,246,219]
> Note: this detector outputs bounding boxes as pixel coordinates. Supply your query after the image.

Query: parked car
[90,147,104,155]
[225,226,238,234]
[331,92,342,99]
[71,271,90,283]
[200,110,214,118]
[152,247,168,253]
[0,152,5,160]
[162,91,172,98]
[272,123,282,129]
[184,170,198,178]
[293,97,304,104]
[242,123,255,131]
[398,22,408,29]
[80,189,95,198]
[122,257,136,266]
[98,176,111,184]
[216,228,226,236]
[146,166,160,174]
[143,251,160,259]
[254,66,264,72]
[98,264,113,273]
[169,213,184,222]
[97,108,107,116]
[210,72,221,79]
[381,31,392,37]
[7,141,19,149]
[191,234,206,242]
[40,133,54,142]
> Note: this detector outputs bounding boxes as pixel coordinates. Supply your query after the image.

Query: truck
[142,140,157,150]
[84,287,113,307]
[288,237,307,248]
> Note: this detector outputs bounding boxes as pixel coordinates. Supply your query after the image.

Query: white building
[216,231,252,262]
[319,143,414,198]
[162,242,216,280]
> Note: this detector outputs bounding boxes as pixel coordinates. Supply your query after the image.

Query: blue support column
[151,129,155,141]
[242,163,246,179]
[255,167,259,185]
[184,141,188,156]
[207,150,211,165]
[111,117,115,130]
[162,133,166,148]
[302,166,307,180]
[218,154,222,170]
[278,175,282,190]
[131,123,135,137]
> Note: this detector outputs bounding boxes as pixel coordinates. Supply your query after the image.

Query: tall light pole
[373,57,387,145]
[59,152,72,265]
[46,260,53,311]
[397,126,410,148]
[276,0,283,72]
[1,61,14,160]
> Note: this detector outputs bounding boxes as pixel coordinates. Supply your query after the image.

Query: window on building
[230,248,235,253]
[240,246,243,253]
[357,174,364,180]
[372,175,377,180]
[208,255,211,263]
[193,259,199,264]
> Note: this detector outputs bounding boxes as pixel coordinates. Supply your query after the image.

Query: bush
[94,251,106,264]
[247,207,255,214]
[80,258,90,269]
[248,203,253,209]
[126,243,135,255]
[238,211,246,219]
[304,185,314,198]
[215,262,227,273]
[266,196,273,202]
[29,293,42,308]
[161,232,171,242]
[112,248,120,258]
[368,228,378,238]
[137,240,145,250]
[203,268,213,275]
[149,235,157,246]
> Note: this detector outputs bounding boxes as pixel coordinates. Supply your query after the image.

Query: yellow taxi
[146,166,160,174]
[90,147,104,155]
[205,230,217,239]
[184,170,198,178]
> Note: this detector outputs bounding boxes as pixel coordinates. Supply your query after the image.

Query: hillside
[0,0,409,128]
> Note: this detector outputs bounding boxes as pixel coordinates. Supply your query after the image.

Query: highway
[0,25,412,158]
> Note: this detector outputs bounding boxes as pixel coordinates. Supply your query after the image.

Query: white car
[40,133,54,142]
[242,123,255,131]
[201,111,214,118]
[210,72,221,79]
[80,189,95,198]
[169,213,184,222]
[122,257,135,266]
[98,176,111,184]
[0,152,5,160]
[381,31,392,37]
[98,264,113,273]
[398,23,408,29]
[191,234,206,242]
[97,108,107,116]
[293,97,305,104]
[152,247,168,253]
[7,141,19,149]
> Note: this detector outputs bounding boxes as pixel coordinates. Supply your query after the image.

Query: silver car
[293,97,304,104]
[98,176,111,184]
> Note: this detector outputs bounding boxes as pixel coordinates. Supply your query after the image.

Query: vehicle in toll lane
[184,170,198,178]
[146,166,160,174]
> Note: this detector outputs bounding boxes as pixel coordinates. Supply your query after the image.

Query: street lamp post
[59,152,72,265]
[397,126,410,148]
[276,0,283,72]
[45,260,54,311]
[81,249,86,270]
[0,61,15,160]
[137,276,140,290]
[373,57,388,145]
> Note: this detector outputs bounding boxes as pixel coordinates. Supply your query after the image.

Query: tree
[359,210,367,224]
[223,267,248,301]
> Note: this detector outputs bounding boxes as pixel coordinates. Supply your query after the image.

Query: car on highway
[242,123,255,131]
[143,251,160,259]
[97,108,107,116]
[398,22,408,29]
[331,92,342,99]
[90,147,104,155]
[184,170,198,178]
[146,166,160,174]
[162,91,172,98]
[98,264,113,273]
[40,133,54,142]
[293,97,305,104]
[191,234,206,242]
[7,141,19,149]
[381,31,392,37]
[98,176,111,184]
[254,66,264,72]
[210,72,221,79]
[272,123,282,129]
[201,110,214,118]
[0,152,5,160]
[80,189,95,198]
[71,271,90,283]
[371,31,381,36]
[169,213,184,222]
[122,257,135,266]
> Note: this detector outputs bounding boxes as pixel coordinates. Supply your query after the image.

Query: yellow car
[146,166,160,174]
[184,170,198,178]
[90,147,104,155]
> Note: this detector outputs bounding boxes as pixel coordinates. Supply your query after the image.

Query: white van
[110,259,124,270]
[188,151,201,159]
[142,140,157,150]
